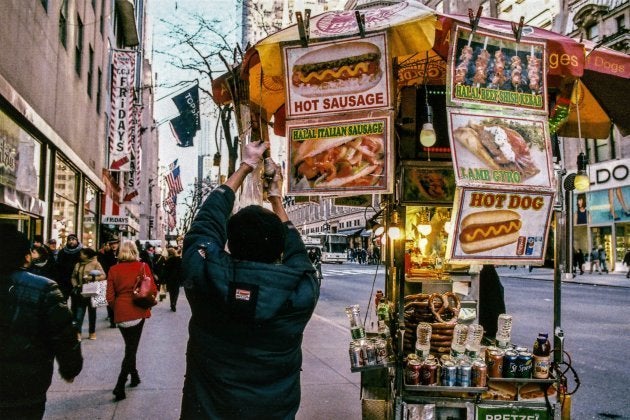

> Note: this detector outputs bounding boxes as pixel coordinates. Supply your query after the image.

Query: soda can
[486,350,504,378]
[514,346,528,353]
[420,360,438,385]
[406,359,422,385]
[441,360,457,386]
[457,362,472,387]
[516,351,533,378]
[472,360,488,387]
[375,339,388,364]
[365,340,378,366]
[349,342,363,368]
[440,354,454,364]
[503,350,519,378]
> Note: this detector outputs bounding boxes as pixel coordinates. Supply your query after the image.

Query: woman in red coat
[106,240,157,401]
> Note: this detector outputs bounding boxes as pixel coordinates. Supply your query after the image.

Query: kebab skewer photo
[510,55,523,90]
[526,45,541,93]
[491,49,507,88]
[455,45,473,85]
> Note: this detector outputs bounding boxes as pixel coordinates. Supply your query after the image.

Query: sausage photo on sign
[452,120,541,180]
[291,135,385,190]
[458,210,522,254]
[291,41,382,97]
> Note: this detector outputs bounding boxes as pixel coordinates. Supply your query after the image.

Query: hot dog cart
[213,2,629,418]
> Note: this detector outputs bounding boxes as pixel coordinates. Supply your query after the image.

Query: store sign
[447,187,554,264]
[476,405,550,420]
[108,50,136,172]
[447,25,548,114]
[283,33,391,118]
[102,215,140,232]
[586,158,630,191]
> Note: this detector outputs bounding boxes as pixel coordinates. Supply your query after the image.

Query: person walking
[0,224,83,419]
[106,240,157,402]
[56,234,83,301]
[574,248,585,275]
[623,249,630,279]
[180,141,320,419]
[71,248,106,341]
[590,246,601,274]
[598,246,608,274]
[29,245,58,280]
[98,236,120,328]
[478,264,506,343]
[162,246,182,312]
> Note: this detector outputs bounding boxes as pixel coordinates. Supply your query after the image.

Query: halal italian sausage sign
[283,33,391,118]
[447,108,553,190]
[286,111,393,195]
[447,25,547,114]
[447,187,553,264]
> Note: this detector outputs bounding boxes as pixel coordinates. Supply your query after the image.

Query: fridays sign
[108,50,136,172]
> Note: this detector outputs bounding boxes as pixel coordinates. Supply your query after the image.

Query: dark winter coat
[56,244,83,298]
[180,185,319,420]
[0,269,83,409]
[162,255,182,290]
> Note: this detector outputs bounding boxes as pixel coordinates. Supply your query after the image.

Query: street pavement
[43,265,627,419]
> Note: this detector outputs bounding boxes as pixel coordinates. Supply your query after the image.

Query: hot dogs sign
[448,188,554,263]
[283,33,391,118]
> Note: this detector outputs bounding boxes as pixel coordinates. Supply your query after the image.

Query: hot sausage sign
[447,187,553,264]
[283,33,391,118]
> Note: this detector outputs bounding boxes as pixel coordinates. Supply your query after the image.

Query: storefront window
[52,158,78,246]
[82,181,98,249]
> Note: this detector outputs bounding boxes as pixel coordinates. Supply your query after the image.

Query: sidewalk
[496,265,630,288]
[44,297,360,419]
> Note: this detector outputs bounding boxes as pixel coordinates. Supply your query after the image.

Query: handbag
[132,263,158,309]
[90,280,108,308]
[81,281,99,297]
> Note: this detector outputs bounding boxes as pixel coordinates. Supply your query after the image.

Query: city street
[44,263,630,419]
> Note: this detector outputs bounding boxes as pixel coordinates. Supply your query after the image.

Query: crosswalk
[322,264,384,277]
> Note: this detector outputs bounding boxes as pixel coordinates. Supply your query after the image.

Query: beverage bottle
[495,314,513,348]
[376,298,389,322]
[533,333,551,378]
[375,290,384,313]
[345,305,366,340]
[464,324,484,359]
[450,323,468,358]
[415,322,432,360]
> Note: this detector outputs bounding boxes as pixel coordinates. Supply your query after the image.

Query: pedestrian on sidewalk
[598,246,608,274]
[56,234,83,302]
[98,236,120,328]
[162,245,182,312]
[590,246,601,274]
[478,264,506,343]
[106,240,157,402]
[71,248,106,341]
[0,224,83,419]
[574,248,585,275]
[623,249,630,278]
[180,141,320,419]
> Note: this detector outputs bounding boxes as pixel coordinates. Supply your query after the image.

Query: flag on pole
[169,85,200,148]
[163,195,177,214]
[165,166,184,196]
[168,159,178,171]
[169,114,196,147]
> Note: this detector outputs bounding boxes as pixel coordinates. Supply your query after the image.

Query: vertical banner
[108,50,136,171]
[123,105,142,202]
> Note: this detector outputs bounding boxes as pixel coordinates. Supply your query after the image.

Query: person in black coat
[162,247,182,311]
[478,264,506,341]
[29,245,58,280]
[56,234,83,301]
[0,224,83,419]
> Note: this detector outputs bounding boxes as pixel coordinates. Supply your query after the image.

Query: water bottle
[345,305,366,340]
[450,323,468,358]
[464,324,484,359]
[495,313,513,348]
[415,322,432,360]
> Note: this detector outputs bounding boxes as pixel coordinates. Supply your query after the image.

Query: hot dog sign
[283,33,391,118]
[447,187,554,264]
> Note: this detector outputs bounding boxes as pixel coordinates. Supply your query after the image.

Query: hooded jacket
[180,185,319,420]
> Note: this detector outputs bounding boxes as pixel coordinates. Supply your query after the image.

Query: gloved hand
[241,140,269,169]
[265,162,283,198]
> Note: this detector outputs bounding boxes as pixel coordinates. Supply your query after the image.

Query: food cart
[213,2,630,418]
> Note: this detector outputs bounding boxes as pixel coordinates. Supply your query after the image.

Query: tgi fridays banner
[123,105,143,202]
[447,108,554,190]
[447,25,547,114]
[447,187,554,264]
[283,33,391,119]
[286,111,393,195]
[108,50,136,172]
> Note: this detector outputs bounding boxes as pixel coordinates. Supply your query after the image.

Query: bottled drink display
[415,322,432,360]
[533,332,551,378]
[464,324,484,358]
[495,313,513,348]
[345,305,366,339]
[450,323,468,358]
[377,298,389,322]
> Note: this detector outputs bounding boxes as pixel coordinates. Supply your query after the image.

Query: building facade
[0,0,158,249]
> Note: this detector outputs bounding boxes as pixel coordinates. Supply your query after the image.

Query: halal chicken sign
[448,25,548,114]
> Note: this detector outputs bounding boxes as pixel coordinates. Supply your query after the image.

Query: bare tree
[175,178,217,236]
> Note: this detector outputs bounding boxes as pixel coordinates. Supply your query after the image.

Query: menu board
[283,33,391,118]
[447,187,554,264]
[447,25,547,114]
[286,111,394,195]
[447,108,554,190]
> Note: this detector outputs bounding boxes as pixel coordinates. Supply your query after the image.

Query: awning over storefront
[0,185,45,216]
[337,228,370,237]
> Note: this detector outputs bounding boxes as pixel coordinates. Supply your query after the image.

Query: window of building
[52,158,79,246]
[82,182,99,249]
[96,68,102,113]
[75,14,84,76]
[617,15,626,32]
[87,46,94,97]
[586,23,599,40]
[59,4,68,49]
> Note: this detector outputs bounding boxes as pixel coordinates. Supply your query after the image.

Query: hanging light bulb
[574,152,589,191]
[417,208,432,236]
[419,97,437,148]
[388,209,402,240]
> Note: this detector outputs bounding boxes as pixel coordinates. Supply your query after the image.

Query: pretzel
[443,292,461,313]
[404,293,430,303]
[429,293,447,320]
[430,292,460,324]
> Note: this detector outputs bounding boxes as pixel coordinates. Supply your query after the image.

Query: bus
[305,233,347,264]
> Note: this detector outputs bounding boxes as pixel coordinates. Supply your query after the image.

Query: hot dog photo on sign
[447,109,554,189]
[448,187,554,263]
[283,33,391,118]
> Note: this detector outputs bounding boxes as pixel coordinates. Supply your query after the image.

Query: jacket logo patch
[235,288,251,301]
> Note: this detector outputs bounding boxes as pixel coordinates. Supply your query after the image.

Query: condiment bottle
[533,332,551,378]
